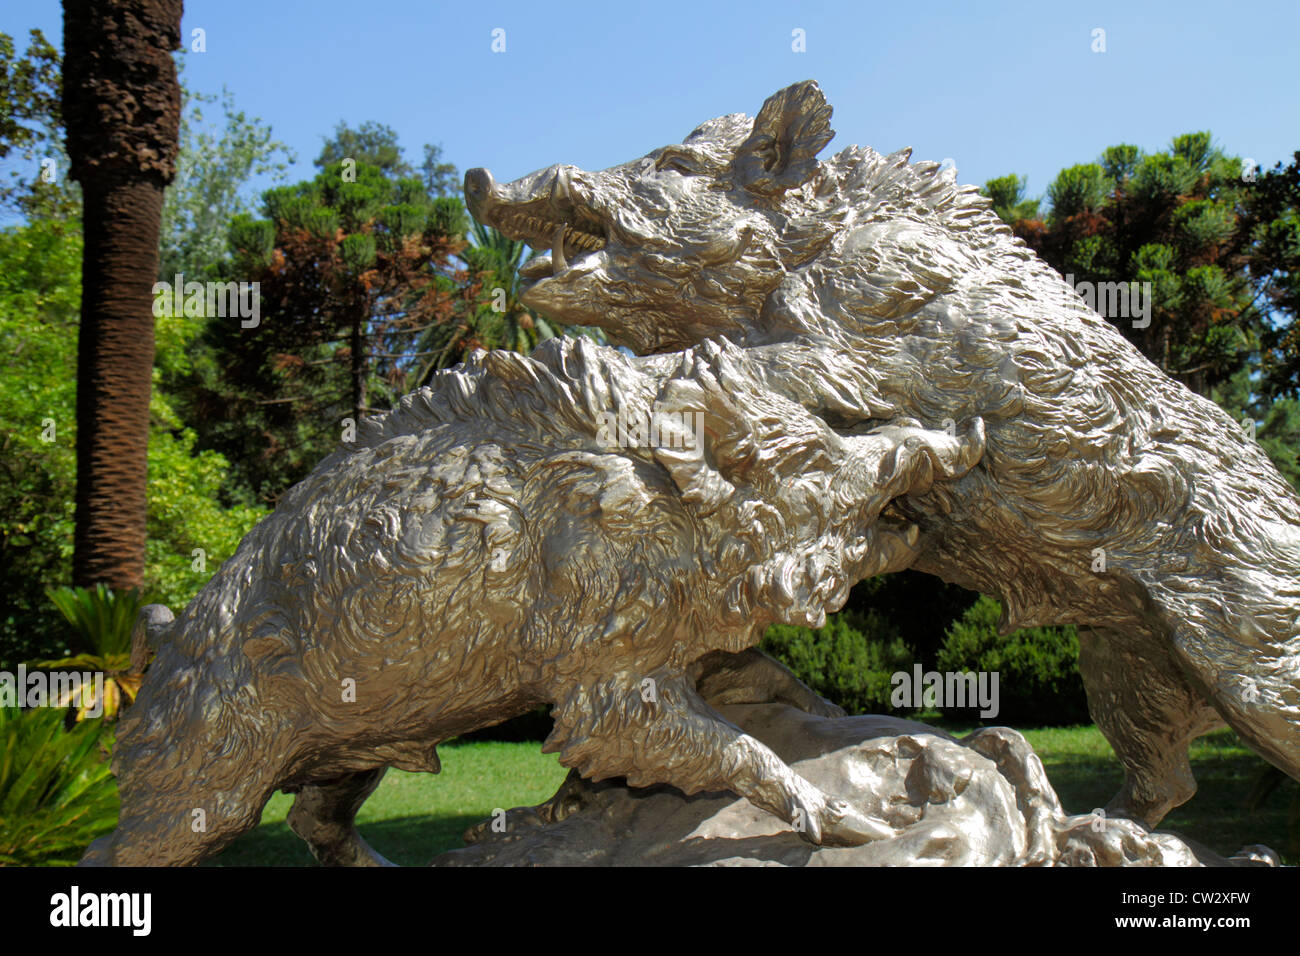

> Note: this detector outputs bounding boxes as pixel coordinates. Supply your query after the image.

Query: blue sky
[7,1,1299,209]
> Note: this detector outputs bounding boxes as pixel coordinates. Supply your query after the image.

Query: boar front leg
[491,650,846,839]
[546,670,892,846]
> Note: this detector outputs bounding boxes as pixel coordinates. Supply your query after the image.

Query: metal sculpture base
[431,704,1279,867]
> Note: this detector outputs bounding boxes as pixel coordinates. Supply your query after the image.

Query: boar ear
[733,80,834,196]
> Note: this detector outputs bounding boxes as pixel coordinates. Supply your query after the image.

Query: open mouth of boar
[464,166,609,286]
[505,212,605,280]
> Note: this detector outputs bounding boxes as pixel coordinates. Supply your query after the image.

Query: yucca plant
[0,705,118,865]
[25,585,145,720]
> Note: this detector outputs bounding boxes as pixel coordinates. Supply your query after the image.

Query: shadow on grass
[206,813,485,867]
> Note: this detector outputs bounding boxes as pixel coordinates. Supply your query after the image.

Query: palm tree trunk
[63,0,183,590]
[72,178,166,589]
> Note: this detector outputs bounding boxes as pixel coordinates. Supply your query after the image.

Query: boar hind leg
[286,768,394,867]
[1078,626,1223,828]
[546,671,892,846]
[1171,618,1300,791]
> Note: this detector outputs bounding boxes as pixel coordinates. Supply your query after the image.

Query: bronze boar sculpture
[85,79,1297,866]
[463,79,1300,832]
[83,322,984,865]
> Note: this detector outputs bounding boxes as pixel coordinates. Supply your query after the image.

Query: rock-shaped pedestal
[430,704,1278,867]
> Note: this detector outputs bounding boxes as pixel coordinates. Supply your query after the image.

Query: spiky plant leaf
[0,706,117,865]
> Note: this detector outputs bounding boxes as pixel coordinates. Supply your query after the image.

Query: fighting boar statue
[86,79,1298,866]
[464,79,1299,831]
[84,327,983,865]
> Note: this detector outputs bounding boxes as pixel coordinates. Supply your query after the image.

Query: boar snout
[463,167,495,213]
[918,417,986,480]
[464,163,553,231]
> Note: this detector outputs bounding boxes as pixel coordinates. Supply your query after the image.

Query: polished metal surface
[85,80,1300,866]
[84,331,981,865]
[469,79,1300,830]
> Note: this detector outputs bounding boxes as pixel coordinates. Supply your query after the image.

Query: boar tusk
[552,223,568,274]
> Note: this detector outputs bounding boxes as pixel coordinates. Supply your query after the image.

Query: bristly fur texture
[88,328,981,865]
[470,79,1300,828]
[91,80,1299,866]
[759,121,1300,828]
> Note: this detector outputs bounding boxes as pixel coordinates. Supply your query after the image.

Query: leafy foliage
[0,218,80,666]
[936,595,1089,725]
[314,121,458,198]
[981,174,1039,224]
[0,29,77,221]
[1243,153,1300,400]
[986,133,1258,397]
[1046,163,1113,220]
[761,609,916,716]
[422,221,559,376]
[167,155,472,502]
[0,705,117,865]
[0,218,265,667]
[158,65,296,280]
[41,584,140,660]
[27,585,145,720]
[420,143,459,198]
[316,120,414,178]
[1210,365,1300,487]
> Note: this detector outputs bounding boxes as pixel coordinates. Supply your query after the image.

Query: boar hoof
[815,798,894,846]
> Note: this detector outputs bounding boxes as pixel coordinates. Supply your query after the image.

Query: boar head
[464,80,840,354]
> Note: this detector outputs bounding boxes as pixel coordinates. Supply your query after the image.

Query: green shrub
[0,219,81,668]
[761,609,916,716]
[840,571,980,671]
[936,595,1089,725]
[0,705,118,865]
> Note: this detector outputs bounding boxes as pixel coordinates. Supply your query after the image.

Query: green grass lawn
[207,739,571,866]
[207,722,1298,866]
